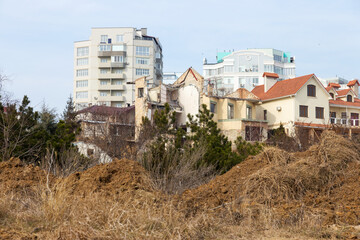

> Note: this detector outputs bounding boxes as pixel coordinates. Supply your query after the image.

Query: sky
[0,0,359,113]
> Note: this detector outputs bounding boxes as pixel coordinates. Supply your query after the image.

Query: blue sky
[0,0,359,113]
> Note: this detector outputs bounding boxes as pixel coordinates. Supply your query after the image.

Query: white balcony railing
[330,118,360,126]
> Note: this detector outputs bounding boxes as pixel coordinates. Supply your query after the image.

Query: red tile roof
[329,99,360,107]
[347,79,359,87]
[225,88,260,100]
[336,89,351,96]
[251,74,314,101]
[77,105,135,115]
[294,122,329,129]
[328,83,341,88]
[262,72,279,78]
[325,86,336,92]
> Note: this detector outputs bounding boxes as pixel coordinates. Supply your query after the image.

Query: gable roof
[347,79,359,87]
[262,72,279,78]
[336,88,352,97]
[251,74,315,101]
[328,83,341,88]
[329,99,360,108]
[173,67,203,85]
[225,88,260,100]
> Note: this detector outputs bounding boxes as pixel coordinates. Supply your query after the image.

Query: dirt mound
[0,158,51,194]
[56,158,156,198]
[178,131,360,227]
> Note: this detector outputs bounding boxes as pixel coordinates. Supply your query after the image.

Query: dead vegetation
[0,130,360,239]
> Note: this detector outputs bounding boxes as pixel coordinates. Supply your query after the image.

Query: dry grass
[0,131,360,239]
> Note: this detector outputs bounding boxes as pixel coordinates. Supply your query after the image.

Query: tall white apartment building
[203,48,296,95]
[73,27,163,109]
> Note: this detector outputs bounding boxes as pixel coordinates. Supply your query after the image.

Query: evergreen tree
[187,104,241,172]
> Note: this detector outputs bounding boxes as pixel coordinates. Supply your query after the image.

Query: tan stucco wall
[295,77,330,125]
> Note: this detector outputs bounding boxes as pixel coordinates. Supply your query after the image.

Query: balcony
[98,51,126,57]
[98,95,126,102]
[98,84,126,91]
[98,73,125,79]
[110,96,126,102]
[330,118,360,127]
[111,62,126,68]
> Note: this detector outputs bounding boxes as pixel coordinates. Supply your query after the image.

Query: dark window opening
[138,88,144,98]
[347,95,352,102]
[307,84,316,97]
[299,105,308,117]
[264,110,267,121]
[316,107,324,119]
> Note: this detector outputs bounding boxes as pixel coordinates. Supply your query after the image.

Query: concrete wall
[178,85,200,125]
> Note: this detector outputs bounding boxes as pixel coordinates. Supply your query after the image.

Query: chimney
[141,28,147,36]
[263,72,279,92]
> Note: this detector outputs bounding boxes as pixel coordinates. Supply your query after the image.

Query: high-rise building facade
[203,48,295,95]
[73,27,163,109]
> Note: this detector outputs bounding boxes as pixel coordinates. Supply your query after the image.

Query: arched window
[347,95,352,102]
[307,85,316,97]
[330,93,334,99]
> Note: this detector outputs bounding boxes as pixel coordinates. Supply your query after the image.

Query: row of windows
[77,58,88,66]
[136,46,150,56]
[100,35,124,43]
[98,44,126,51]
[136,69,149,76]
[99,91,123,97]
[76,69,88,77]
[111,55,124,63]
[76,91,88,99]
[136,57,149,65]
[77,47,89,57]
[100,69,123,74]
[299,105,324,119]
[76,80,88,88]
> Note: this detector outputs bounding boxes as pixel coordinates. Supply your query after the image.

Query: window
[99,44,111,51]
[77,58,88,66]
[227,104,234,119]
[112,80,123,85]
[112,69,123,74]
[100,80,108,85]
[341,112,347,124]
[113,102,122,107]
[111,91,122,96]
[116,35,123,42]
[246,105,252,119]
[136,69,149,76]
[100,35,108,43]
[210,102,216,113]
[77,47,89,57]
[252,78,259,85]
[100,69,108,74]
[252,65,258,72]
[138,88,144,98]
[100,58,108,63]
[100,91,108,97]
[264,110,267,121]
[347,95,353,102]
[76,69,88,77]
[111,56,124,63]
[224,65,233,73]
[307,85,316,97]
[299,105,308,117]
[330,112,336,124]
[112,45,125,51]
[136,46,150,56]
[316,107,324,119]
[76,91,88,99]
[76,80,88,88]
[136,57,149,65]
[330,92,334,99]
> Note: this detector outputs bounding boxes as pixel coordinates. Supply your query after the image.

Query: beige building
[135,67,267,142]
[251,73,331,138]
[73,27,163,110]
